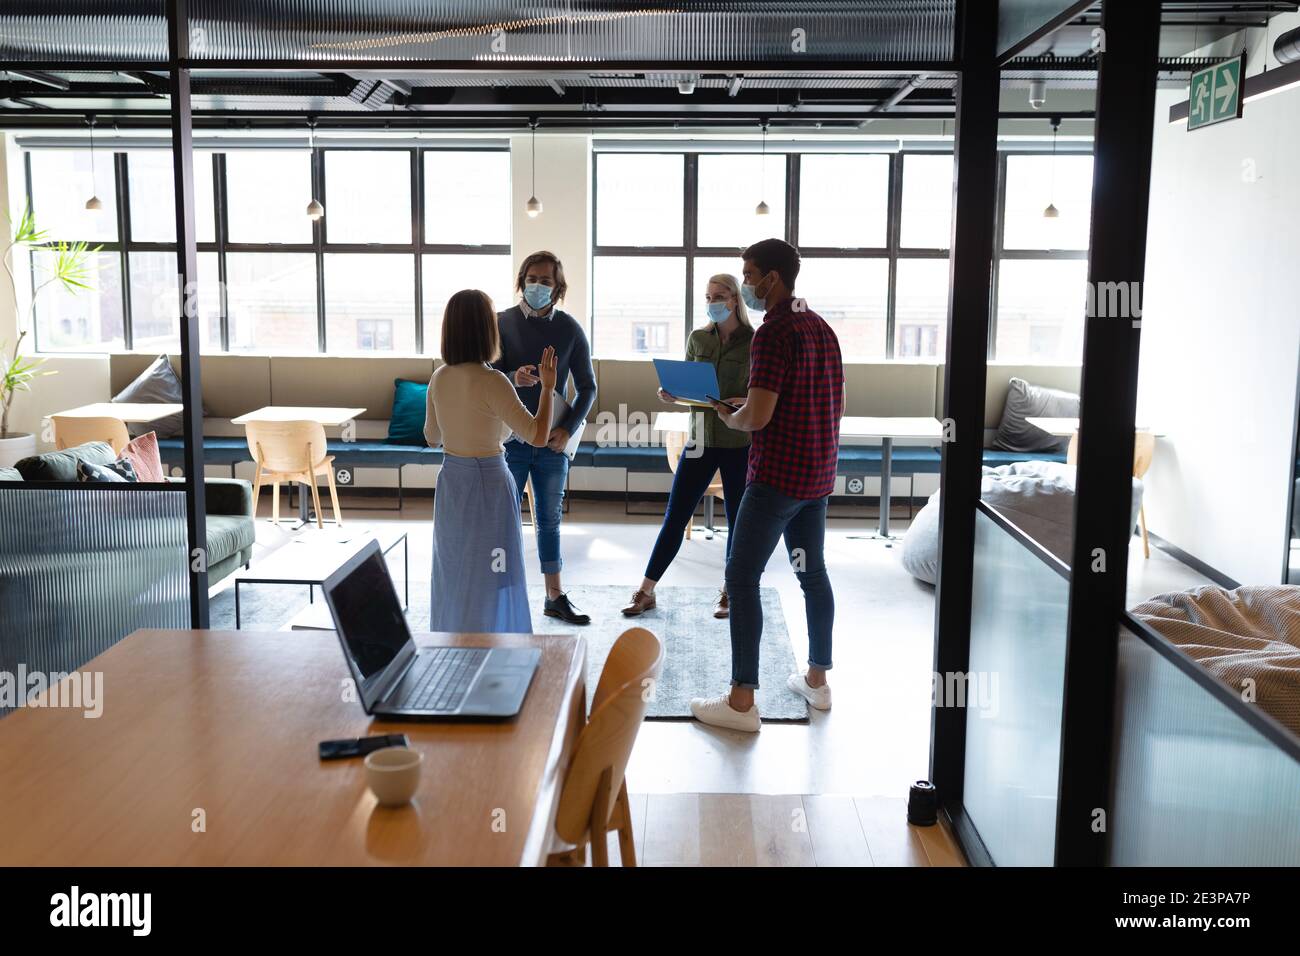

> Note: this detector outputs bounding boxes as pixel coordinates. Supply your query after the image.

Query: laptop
[652,358,721,407]
[321,540,541,719]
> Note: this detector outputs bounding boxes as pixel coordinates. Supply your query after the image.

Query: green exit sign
[1188,54,1245,130]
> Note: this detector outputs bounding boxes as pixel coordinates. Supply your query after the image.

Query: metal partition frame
[1056,0,1161,866]
[931,0,1000,827]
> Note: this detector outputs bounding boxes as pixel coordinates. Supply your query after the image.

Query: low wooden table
[232,529,409,629]
[0,629,587,866]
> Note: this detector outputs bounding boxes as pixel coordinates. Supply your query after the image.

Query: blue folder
[652,358,721,407]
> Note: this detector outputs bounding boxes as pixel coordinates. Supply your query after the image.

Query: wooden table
[232,406,366,524]
[841,417,943,540]
[232,529,409,628]
[1025,416,1082,437]
[1026,416,1164,438]
[232,406,365,426]
[654,412,943,539]
[0,629,586,866]
[52,402,184,422]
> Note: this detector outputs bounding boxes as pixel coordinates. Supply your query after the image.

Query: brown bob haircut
[440,289,502,365]
[515,250,568,304]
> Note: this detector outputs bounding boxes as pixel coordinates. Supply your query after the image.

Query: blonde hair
[705,273,751,329]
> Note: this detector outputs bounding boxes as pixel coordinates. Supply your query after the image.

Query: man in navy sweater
[493,250,597,625]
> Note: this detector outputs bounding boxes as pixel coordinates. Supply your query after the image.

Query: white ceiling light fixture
[755,120,770,216]
[1043,116,1061,220]
[677,74,697,95]
[525,118,543,218]
[305,118,324,221]
[1029,78,1047,110]
[84,116,103,212]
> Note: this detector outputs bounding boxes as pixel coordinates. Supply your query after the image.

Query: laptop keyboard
[397,647,490,712]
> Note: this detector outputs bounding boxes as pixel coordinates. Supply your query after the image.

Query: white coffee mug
[364,746,423,807]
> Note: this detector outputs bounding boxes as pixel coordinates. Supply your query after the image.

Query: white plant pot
[0,432,37,469]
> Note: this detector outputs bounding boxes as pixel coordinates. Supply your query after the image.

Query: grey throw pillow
[112,355,185,438]
[992,377,1079,454]
[0,466,22,482]
[77,458,139,483]
[15,440,117,481]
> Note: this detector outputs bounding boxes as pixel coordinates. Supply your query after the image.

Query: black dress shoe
[544,592,591,625]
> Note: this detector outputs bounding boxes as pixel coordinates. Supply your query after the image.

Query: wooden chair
[546,626,664,867]
[52,415,130,456]
[1066,429,1156,558]
[244,419,342,528]
[664,428,723,540]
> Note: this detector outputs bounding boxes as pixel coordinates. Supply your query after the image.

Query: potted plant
[1,330,55,465]
[1,204,97,466]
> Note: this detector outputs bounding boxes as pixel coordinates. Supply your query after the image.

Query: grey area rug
[210,583,808,721]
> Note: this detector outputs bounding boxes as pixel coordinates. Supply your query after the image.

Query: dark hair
[742,237,801,291]
[440,289,501,365]
[515,250,568,304]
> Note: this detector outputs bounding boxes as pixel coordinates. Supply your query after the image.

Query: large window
[21,145,510,355]
[592,151,790,360]
[593,149,952,361]
[991,153,1094,362]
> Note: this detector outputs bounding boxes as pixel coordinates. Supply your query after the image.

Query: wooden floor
[581,793,965,867]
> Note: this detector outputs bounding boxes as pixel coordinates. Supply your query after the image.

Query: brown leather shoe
[713,588,730,619]
[621,589,657,617]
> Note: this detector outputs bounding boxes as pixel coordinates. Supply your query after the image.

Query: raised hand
[538,346,558,392]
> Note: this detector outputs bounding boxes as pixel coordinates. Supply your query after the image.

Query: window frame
[591,148,955,362]
[23,144,510,356]
[988,149,1093,361]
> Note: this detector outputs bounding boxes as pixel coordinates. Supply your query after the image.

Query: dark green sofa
[2,440,255,585]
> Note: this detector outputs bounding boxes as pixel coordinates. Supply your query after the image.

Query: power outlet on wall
[846,476,866,496]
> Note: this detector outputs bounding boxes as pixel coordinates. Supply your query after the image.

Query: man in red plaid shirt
[692,238,844,732]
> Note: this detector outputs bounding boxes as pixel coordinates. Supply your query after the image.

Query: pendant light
[525,118,543,218]
[84,116,103,212]
[305,119,324,221]
[755,120,770,216]
[1043,116,1061,220]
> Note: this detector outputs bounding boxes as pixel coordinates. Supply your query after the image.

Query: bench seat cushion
[325,440,442,468]
[157,436,249,465]
[158,437,444,469]
[837,446,942,476]
[591,445,672,472]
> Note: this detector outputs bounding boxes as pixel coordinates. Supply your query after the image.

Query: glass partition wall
[937,2,1300,867]
[0,484,192,718]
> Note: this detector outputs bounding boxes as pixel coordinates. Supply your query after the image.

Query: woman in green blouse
[622,274,753,620]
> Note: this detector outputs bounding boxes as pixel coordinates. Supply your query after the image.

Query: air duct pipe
[1275,25,1300,64]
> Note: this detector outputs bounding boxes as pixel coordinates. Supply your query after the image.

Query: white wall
[509,132,592,332]
[1,133,113,448]
[1137,78,1300,585]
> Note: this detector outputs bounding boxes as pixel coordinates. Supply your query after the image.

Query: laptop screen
[325,543,411,681]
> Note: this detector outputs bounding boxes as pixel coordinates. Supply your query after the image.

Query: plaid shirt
[746,297,844,499]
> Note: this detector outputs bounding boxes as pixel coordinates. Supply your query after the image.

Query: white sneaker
[690,693,761,733]
[787,672,832,711]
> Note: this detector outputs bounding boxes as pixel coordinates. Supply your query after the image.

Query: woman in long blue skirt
[425,289,558,634]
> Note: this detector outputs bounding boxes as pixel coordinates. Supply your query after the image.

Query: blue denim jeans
[644,444,750,583]
[724,482,834,689]
[504,440,569,575]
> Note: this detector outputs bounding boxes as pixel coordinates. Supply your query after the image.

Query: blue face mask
[706,301,731,324]
[523,282,553,310]
[740,283,764,312]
